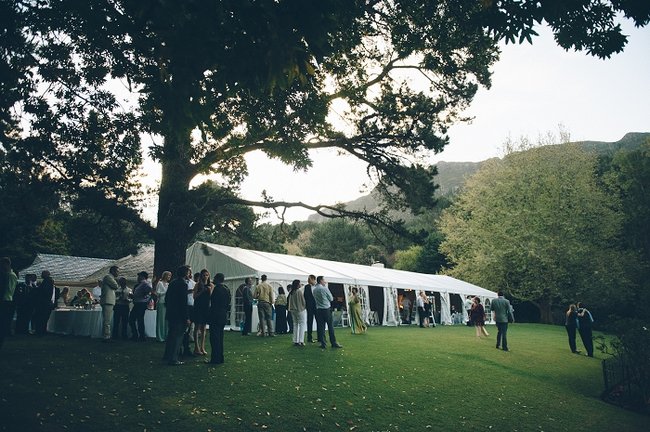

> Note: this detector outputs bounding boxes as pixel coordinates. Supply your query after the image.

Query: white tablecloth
[47,308,103,337]
[47,307,157,338]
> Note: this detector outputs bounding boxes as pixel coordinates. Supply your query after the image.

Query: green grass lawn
[0,324,646,432]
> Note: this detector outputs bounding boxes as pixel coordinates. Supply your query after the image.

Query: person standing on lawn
[303,275,317,343]
[0,257,18,350]
[491,291,514,351]
[207,272,230,365]
[313,276,342,349]
[239,277,254,336]
[253,274,274,337]
[33,270,57,336]
[274,286,288,334]
[192,269,212,356]
[182,271,198,357]
[14,273,36,335]
[113,277,131,340]
[471,297,489,338]
[155,271,171,342]
[464,295,474,326]
[100,265,119,342]
[163,266,191,366]
[564,304,580,354]
[129,271,152,341]
[348,287,367,334]
[576,302,594,357]
[288,279,306,346]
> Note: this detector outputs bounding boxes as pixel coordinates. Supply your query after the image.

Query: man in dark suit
[207,273,231,365]
[163,266,191,366]
[14,273,36,334]
[33,270,57,336]
[303,274,317,343]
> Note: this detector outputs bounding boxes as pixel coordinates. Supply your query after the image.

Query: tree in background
[439,135,630,323]
[394,231,447,274]
[301,219,374,263]
[2,1,648,275]
[394,245,423,272]
[603,140,650,319]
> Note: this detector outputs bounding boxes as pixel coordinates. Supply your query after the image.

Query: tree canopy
[439,136,631,322]
[2,1,648,274]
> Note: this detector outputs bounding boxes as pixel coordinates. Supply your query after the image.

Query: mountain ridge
[306,132,650,222]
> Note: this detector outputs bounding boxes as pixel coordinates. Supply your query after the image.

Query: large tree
[603,140,650,318]
[2,1,648,275]
[439,137,630,322]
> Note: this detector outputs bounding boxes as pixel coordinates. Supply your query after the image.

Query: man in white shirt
[182,269,196,356]
[464,295,474,326]
[92,280,102,303]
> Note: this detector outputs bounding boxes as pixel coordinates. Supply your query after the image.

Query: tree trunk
[536,297,553,324]
[153,153,196,278]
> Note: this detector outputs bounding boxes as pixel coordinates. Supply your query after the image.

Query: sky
[234,21,650,224]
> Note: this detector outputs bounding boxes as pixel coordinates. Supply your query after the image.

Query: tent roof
[19,253,113,284]
[83,244,155,284]
[186,242,496,298]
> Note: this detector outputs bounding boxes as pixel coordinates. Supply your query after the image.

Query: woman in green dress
[348,287,367,334]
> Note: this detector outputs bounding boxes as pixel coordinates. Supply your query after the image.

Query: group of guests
[160,266,230,366]
[98,266,157,342]
[98,264,230,366]
[4,254,595,364]
[3,265,65,340]
[0,259,69,347]
[564,302,595,357]
[400,292,435,327]
[239,274,367,347]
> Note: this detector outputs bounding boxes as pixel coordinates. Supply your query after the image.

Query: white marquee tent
[186,241,497,329]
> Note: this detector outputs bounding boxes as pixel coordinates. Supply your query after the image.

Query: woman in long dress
[155,271,171,342]
[348,287,367,334]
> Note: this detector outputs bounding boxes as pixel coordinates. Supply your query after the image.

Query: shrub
[598,318,650,414]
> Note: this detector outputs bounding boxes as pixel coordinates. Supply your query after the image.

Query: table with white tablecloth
[47,308,103,337]
[47,307,157,338]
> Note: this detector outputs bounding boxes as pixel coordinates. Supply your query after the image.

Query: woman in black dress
[192,269,213,355]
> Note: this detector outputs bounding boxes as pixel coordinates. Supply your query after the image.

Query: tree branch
[212,196,410,238]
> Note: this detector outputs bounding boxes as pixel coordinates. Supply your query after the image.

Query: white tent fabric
[385,288,400,326]
[187,242,497,297]
[440,292,452,325]
[186,242,497,328]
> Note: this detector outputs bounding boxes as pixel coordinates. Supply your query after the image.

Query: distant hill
[307,132,650,222]
[578,132,650,154]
